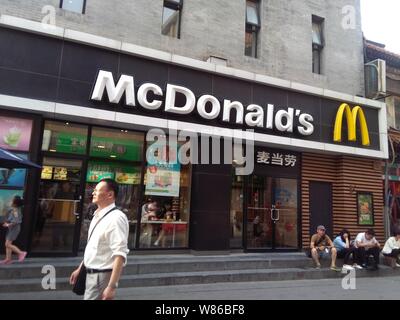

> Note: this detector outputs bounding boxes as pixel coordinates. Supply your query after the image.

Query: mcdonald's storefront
[0,22,389,256]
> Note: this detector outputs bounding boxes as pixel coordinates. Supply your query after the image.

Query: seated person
[139,201,158,248]
[354,228,381,270]
[382,226,400,268]
[310,225,340,271]
[333,229,361,270]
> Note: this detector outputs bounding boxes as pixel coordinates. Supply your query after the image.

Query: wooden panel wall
[301,153,384,247]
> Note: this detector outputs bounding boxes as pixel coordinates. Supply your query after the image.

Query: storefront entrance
[230,148,301,252]
[31,157,84,255]
[245,175,298,250]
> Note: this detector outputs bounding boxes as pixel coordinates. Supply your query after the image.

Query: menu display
[87,162,141,184]
[87,170,114,182]
[41,166,53,180]
[54,167,68,180]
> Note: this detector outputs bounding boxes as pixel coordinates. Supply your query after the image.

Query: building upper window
[245,0,260,58]
[312,15,324,74]
[162,0,183,39]
[60,0,86,14]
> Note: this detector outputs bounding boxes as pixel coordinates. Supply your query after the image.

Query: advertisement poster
[0,116,33,151]
[0,154,28,187]
[358,192,374,225]
[145,163,181,197]
[274,184,297,208]
[86,163,114,183]
[0,189,24,217]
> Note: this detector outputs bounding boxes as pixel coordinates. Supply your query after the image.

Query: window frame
[162,0,183,39]
[60,0,87,14]
[245,0,261,58]
[312,15,324,74]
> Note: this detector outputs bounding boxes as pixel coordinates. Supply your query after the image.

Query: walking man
[70,179,129,300]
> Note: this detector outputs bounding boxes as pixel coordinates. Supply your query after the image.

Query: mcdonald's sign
[333,103,370,146]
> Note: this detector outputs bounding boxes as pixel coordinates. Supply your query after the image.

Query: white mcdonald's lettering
[91,70,315,136]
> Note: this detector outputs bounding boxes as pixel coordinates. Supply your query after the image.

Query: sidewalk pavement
[0,276,399,300]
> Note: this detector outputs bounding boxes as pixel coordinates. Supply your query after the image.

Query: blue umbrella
[0,147,41,169]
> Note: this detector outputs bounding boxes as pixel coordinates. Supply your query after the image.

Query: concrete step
[0,253,313,280]
[1,265,400,293]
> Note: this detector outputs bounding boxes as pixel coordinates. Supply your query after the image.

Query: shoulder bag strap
[88,207,117,242]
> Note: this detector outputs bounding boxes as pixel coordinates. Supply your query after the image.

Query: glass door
[273,178,298,250]
[246,175,298,250]
[31,157,83,254]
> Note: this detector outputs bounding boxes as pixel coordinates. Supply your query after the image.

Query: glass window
[139,144,191,249]
[312,21,323,46]
[90,127,144,162]
[312,16,324,74]
[80,161,142,251]
[312,48,321,74]
[162,7,180,38]
[42,121,88,155]
[245,29,258,58]
[394,97,400,130]
[32,157,82,253]
[61,0,85,14]
[230,174,244,248]
[246,0,260,26]
[245,0,260,58]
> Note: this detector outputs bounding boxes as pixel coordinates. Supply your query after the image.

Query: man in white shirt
[70,179,129,300]
[354,228,380,270]
[382,227,400,267]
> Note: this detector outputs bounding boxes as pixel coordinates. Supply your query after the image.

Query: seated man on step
[310,225,340,271]
[354,228,381,270]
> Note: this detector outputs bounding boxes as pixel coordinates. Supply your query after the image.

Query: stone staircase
[0,252,399,293]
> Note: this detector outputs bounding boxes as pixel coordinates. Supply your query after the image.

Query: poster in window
[357,192,374,225]
[145,163,180,197]
[86,163,114,183]
[0,116,33,151]
[0,154,28,187]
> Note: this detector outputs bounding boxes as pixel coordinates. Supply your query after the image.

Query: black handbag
[72,207,117,296]
[72,264,87,295]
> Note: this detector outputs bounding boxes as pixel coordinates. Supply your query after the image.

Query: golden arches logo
[333,103,370,146]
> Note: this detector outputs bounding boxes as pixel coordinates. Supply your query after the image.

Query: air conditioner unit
[365,59,386,99]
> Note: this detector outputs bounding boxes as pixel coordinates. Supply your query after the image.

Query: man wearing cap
[310,225,340,271]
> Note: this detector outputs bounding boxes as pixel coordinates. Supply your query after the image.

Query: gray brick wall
[0,0,365,96]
